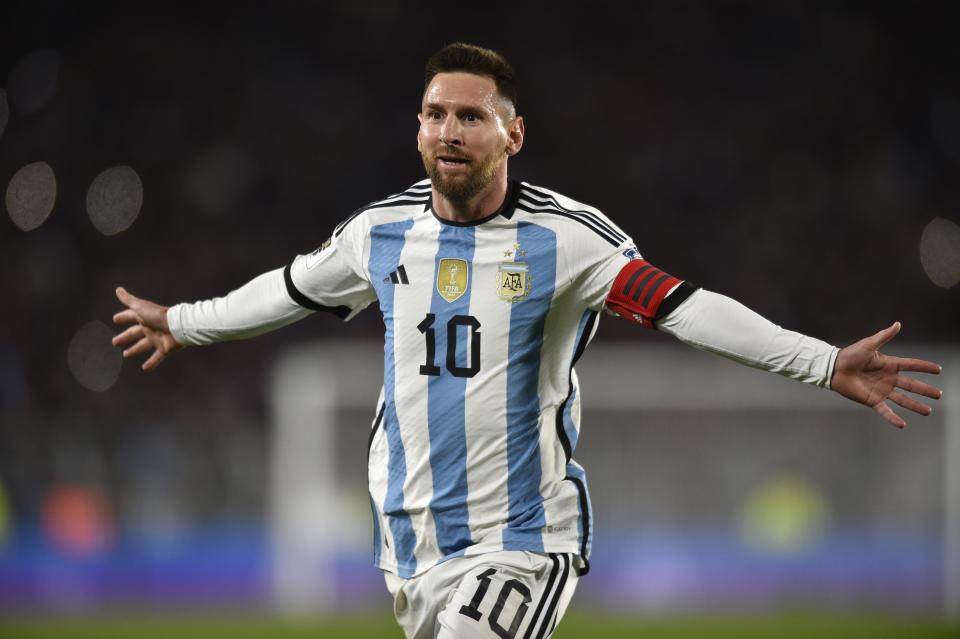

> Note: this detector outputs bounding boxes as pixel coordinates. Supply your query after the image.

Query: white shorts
[383,551,579,639]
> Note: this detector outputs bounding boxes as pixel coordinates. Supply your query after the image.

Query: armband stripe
[283,263,352,319]
[631,269,663,302]
[621,264,654,296]
[642,273,672,307]
[607,259,685,330]
[654,281,697,321]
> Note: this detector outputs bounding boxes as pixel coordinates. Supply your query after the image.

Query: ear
[417,112,424,152]
[505,115,524,156]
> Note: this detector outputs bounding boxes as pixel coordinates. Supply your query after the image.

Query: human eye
[427,110,444,121]
[462,112,482,124]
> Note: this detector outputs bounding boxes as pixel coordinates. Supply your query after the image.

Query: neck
[432,165,509,223]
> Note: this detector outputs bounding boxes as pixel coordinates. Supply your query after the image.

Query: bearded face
[421,141,505,202]
[418,73,519,206]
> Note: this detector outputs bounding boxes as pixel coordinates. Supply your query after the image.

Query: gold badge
[497,261,530,302]
[437,258,469,303]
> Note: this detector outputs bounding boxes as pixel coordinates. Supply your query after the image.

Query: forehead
[422,72,501,111]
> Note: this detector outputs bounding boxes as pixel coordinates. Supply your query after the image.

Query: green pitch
[0,614,957,639]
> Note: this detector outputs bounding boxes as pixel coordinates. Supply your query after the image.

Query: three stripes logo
[606,259,682,328]
[383,265,409,285]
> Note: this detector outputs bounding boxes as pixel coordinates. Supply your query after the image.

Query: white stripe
[463,223,518,551]
[393,214,443,567]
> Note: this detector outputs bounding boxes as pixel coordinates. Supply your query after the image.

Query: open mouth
[437,155,469,167]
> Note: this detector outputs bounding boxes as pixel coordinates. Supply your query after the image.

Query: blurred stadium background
[1,1,959,637]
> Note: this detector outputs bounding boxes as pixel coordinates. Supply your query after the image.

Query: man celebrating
[113,43,942,639]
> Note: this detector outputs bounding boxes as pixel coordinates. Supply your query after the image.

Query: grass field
[0,613,957,638]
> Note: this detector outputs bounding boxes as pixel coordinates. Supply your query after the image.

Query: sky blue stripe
[566,461,593,556]
[562,310,594,452]
[427,225,475,558]
[369,220,417,577]
[503,221,557,551]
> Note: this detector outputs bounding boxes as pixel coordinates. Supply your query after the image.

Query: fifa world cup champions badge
[497,241,531,302]
[437,258,469,303]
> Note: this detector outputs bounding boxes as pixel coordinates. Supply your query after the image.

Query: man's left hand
[831,322,942,428]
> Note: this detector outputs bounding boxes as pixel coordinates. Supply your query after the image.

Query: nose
[439,117,462,146]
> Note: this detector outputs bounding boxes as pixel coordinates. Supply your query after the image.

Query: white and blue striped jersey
[285,179,636,579]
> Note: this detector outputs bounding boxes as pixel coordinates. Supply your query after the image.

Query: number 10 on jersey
[417,313,481,378]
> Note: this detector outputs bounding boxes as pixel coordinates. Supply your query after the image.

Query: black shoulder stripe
[380,181,431,199]
[335,183,430,237]
[365,196,429,211]
[333,205,368,238]
[518,199,621,247]
[522,186,627,243]
[283,263,351,319]
[654,281,698,322]
[517,195,626,245]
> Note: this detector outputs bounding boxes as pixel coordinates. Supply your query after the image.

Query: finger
[123,337,153,359]
[867,321,901,350]
[112,324,144,347]
[115,286,144,312]
[893,357,942,375]
[142,349,166,371]
[888,391,932,416]
[113,309,140,325]
[896,376,943,400]
[873,401,906,429]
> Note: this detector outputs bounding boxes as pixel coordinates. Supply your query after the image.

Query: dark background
[0,0,957,616]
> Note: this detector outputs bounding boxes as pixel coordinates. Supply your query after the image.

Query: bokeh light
[736,476,830,556]
[5,161,56,231]
[7,49,60,115]
[67,320,122,392]
[920,217,960,289]
[41,484,114,558]
[86,165,143,235]
[0,89,8,138]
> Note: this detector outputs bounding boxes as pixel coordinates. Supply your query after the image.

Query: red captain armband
[605,259,693,329]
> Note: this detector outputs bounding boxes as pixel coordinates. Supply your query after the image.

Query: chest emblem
[437,258,469,303]
[498,261,530,302]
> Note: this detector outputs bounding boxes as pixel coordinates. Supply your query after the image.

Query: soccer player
[112,43,942,639]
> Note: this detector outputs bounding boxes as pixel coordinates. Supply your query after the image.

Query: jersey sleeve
[563,210,643,312]
[285,214,377,321]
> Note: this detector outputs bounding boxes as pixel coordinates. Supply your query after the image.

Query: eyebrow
[423,101,489,116]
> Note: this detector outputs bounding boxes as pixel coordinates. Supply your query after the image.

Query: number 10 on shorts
[457,567,532,639]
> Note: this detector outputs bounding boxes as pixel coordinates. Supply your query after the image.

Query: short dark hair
[424,42,518,110]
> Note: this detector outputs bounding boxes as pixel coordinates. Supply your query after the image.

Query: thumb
[867,321,901,350]
[116,286,139,308]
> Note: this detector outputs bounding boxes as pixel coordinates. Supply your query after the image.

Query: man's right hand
[112,287,182,370]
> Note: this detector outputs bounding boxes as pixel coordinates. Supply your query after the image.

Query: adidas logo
[383,265,409,284]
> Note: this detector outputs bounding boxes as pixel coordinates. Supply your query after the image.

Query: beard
[421,145,504,202]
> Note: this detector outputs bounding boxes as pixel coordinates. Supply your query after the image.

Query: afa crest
[497,261,530,302]
[437,258,469,303]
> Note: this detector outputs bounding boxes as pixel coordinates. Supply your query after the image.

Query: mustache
[433,146,471,161]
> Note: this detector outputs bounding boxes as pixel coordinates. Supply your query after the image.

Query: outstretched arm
[112,287,182,370]
[112,267,314,370]
[653,290,942,428]
[831,321,942,428]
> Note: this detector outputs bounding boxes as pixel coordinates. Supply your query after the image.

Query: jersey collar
[427,179,520,227]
